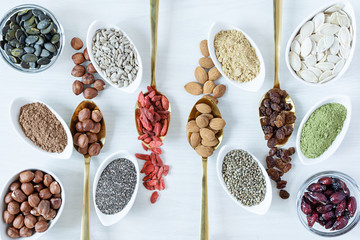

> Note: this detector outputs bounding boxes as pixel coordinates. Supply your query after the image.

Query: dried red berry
[348,197,357,217]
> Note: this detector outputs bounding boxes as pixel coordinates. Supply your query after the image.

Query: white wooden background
[0,0,359,239]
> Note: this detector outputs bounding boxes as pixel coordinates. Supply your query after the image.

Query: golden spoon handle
[150,0,159,89]
[274,0,282,89]
[80,157,91,240]
[200,157,208,240]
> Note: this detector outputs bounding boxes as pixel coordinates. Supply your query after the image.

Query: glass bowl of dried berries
[297,171,360,237]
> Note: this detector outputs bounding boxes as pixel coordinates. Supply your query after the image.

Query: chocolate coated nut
[78,108,91,122]
[91,110,103,122]
[83,48,90,61]
[72,80,84,95]
[24,215,37,229]
[83,87,98,99]
[34,183,44,193]
[13,214,24,229]
[72,52,85,65]
[7,227,20,238]
[35,221,48,233]
[8,201,20,215]
[39,188,52,200]
[86,132,98,144]
[37,200,50,215]
[53,194,61,198]
[19,226,33,237]
[78,146,88,155]
[88,142,101,156]
[3,210,15,224]
[71,65,85,77]
[33,171,44,184]
[5,192,13,204]
[20,171,35,183]
[28,193,40,208]
[37,216,46,222]
[82,119,95,132]
[30,208,40,217]
[77,134,88,148]
[76,121,85,132]
[20,201,31,213]
[43,209,56,221]
[49,181,61,195]
[86,63,97,73]
[11,189,27,202]
[43,174,53,187]
[50,198,62,210]
[82,73,95,85]
[10,182,21,191]
[93,79,105,91]
[90,122,101,134]
[71,37,83,50]
[73,133,81,146]
[21,183,34,195]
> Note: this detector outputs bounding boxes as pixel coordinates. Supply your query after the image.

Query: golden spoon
[186,96,224,240]
[259,0,295,147]
[70,100,106,240]
[135,0,171,145]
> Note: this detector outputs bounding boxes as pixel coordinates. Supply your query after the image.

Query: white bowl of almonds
[285,1,356,86]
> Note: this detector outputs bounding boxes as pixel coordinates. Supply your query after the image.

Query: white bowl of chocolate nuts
[0,169,65,239]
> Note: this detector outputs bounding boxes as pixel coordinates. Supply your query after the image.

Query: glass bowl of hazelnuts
[0,169,65,239]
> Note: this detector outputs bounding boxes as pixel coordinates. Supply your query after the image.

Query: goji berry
[147,180,158,186]
[150,191,159,203]
[151,147,162,154]
[154,122,162,136]
[160,178,165,190]
[161,96,169,110]
[163,165,169,176]
[144,165,155,175]
[160,119,168,136]
[149,140,163,148]
[156,154,163,167]
[157,167,164,179]
[141,143,149,151]
[135,153,150,161]
[144,137,152,144]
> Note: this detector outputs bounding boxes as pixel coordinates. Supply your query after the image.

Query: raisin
[266,156,275,168]
[263,98,271,108]
[269,147,277,156]
[260,106,267,116]
[263,126,273,135]
[279,190,290,199]
[282,125,293,136]
[265,107,273,116]
[269,92,281,104]
[267,138,277,148]
[267,168,280,181]
[279,90,288,97]
[275,128,286,140]
[271,103,281,112]
[276,149,282,158]
[284,103,292,111]
[276,180,287,189]
[264,133,273,140]
[261,117,270,126]
[286,114,296,124]
[280,150,290,161]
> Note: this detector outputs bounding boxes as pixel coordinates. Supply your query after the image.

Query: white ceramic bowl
[208,22,265,92]
[0,168,66,240]
[285,0,357,86]
[216,145,272,215]
[9,97,73,159]
[296,95,351,165]
[93,150,140,226]
[86,20,143,93]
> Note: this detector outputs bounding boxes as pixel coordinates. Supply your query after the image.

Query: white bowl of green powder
[296,95,351,165]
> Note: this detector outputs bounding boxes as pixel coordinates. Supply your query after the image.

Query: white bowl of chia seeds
[216,145,272,215]
[93,150,139,226]
[86,20,143,93]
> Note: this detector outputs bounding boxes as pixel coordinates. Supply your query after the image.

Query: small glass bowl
[0,4,64,73]
[296,171,360,237]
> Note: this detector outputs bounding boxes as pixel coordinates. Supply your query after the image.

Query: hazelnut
[43,174,53,187]
[83,87,98,99]
[53,194,61,198]
[20,201,31,213]
[30,208,40,217]
[86,132,98,144]
[82,119,95,132]
[77,134,88,148]
[3,210,15,224]
[49,181,61,195]
[50,198,62,210]
[11,189,27,203]
[71,65,85,77]
[8,201,20,215]
[73,132,81,146]
[82,73,95,85]
[72,52,85,64]
[34,183,44,193]
[33,171,44,184]
[5,192,13,204]
[88,142,101,156]
[86,63,97,73]
[24,215,37,229]
[9,182,21,191]
[21,183,34,195]
[71,37,83,50]
[35,221,48,233]
[76,121,85,132]
[78,146,88,155]
[90,122,101,134]
[72,80,84,95]
[19,171,35,183]
[93,79,105,91]
[37,200,50,215]
[78,108,91,122]
[83,48,90,61]
[28,194,40,208]
[91,110,103,123]
[43,209,57,221]
[39,188,52,200]
[37,216,46,222]
[19,226,33,237]
[13,214,24,229]
[7,227,20,239]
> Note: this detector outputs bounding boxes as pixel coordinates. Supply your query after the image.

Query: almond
[194,66,208,84]
[195,115,209,128]
[203,95,218,104]
[195,103,212,114]
[199,113,214,120]
[186,120,200,133]
[199,57,214,69]
[195,145,214,157]
[208,67,221,81]
[203,81,216,94]
[209,118,226,130]
[184,82,203,95]
[202,138,219,147]
[200,40,209,57]
[213,84,226,98]
[190,132,201,149]
[200,128,216,141]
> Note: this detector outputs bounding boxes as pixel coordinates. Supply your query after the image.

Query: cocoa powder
[19,103,67,153]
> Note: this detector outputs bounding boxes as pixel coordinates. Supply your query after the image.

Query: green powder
[300,103,347,158]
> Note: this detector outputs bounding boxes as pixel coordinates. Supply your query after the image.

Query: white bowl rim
[9,97,73,159]
[216,144,272,215]
[93,150,140,226]
[208,21,266,92]
[0,168,66,240]
[285,0,357,86]
[296,94,352,165]
[86,20,143,93]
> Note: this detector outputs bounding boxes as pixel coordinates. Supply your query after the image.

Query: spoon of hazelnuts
[70,100,106,240]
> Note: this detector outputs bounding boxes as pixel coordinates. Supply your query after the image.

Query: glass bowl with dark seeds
[0,4,64,73]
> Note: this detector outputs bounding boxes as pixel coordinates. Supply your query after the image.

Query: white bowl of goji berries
[93,150,140,226]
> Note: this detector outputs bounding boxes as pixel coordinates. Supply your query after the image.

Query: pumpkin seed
[41,22,53,34]
[25,35,39,45]
[20,61,30,69]
[24,46,35,54]
[4,43,13,55]
[21,11,33,21]
[32,9,43,17]
[26,27,40,35]
[11,48,24,57]
[9,56,20,64]
[44,43,55,52]
[51,34,60,44]
[19,34,26,46]
[2,25,10,35]
[37,19,50,30]
[37,57,50,65]
[34,44,42,56]
[22,53,38,63]
[9,39,19,48]
[24,15,35,27]
[40,49,50,58]
[36,36,45,45]
[17,10,29,16]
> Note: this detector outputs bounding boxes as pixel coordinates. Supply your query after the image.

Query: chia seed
[222,149,266,206]
[95,158,137,215]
